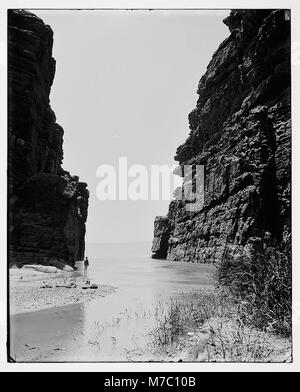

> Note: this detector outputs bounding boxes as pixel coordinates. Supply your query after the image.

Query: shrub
[149,291,234,347]
[216,245,292,336]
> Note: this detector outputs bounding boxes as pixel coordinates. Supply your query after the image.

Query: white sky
[33,9,230,244]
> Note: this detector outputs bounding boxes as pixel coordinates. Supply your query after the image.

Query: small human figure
[84,256,89,276]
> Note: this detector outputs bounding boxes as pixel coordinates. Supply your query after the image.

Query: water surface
[10,243,215,362]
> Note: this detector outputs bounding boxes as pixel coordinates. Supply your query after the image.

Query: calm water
[10,243,215,362]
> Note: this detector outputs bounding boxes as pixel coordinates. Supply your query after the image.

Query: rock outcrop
[152,9,291,262]
[8,10,89,267]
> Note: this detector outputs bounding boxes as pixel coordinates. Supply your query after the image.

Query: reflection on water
[10,253,215,362]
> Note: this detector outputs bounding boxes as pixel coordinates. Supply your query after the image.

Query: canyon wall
[8,10,89,267]
[152,9,291,262]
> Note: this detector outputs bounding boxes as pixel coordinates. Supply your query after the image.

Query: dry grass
[149,291,231,347]
[148,290,292,362]
[86,246,292,362]
[216,246,292,336]
[204,318,291,362]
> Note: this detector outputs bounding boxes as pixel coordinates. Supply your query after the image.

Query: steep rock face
[151,216,171,259]
[152,9,291,262]
[8,10,89,267]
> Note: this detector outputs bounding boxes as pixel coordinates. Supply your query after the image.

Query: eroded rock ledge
[152,9,291,262]
[8,10,89,267]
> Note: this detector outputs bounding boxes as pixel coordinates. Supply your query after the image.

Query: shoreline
[9,263,291,363]
[10,267,117,315]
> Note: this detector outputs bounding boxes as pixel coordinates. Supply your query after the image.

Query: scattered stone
[40,281,53,289]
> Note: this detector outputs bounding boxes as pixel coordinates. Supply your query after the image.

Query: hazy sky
[33,9,230,244]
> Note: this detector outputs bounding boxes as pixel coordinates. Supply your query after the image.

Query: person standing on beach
[84,256,89,276]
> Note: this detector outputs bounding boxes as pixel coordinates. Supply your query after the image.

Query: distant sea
[85,241,152,259]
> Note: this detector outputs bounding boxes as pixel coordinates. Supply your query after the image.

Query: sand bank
[10,266,116,315]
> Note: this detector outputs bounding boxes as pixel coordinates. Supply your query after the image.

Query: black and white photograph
[1,0,299,374]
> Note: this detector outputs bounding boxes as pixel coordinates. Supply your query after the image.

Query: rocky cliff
[8,10,89,267]
[152,9,291,262]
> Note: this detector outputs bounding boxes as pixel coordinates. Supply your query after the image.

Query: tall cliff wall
[8,10,89,267]
[152,9,291,262]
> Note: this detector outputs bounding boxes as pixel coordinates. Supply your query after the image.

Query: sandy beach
[10,266,116,315]
[8,259,292,363]
[9,258,216,362]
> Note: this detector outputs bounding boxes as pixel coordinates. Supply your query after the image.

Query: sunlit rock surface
[152,10,291,262]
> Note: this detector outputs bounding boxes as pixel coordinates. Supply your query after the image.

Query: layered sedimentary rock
[152,9,291,262]
[8,10,89,267]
